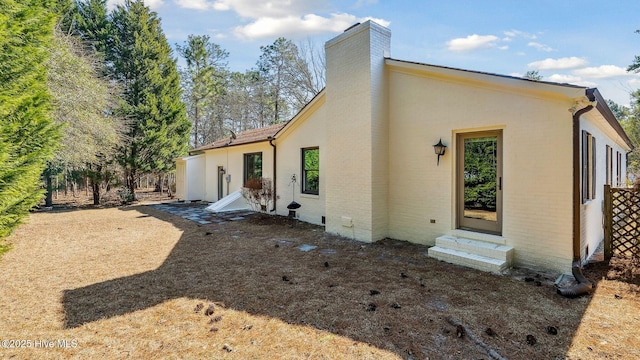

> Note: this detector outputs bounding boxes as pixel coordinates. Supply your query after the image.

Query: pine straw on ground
[0,204,638,359]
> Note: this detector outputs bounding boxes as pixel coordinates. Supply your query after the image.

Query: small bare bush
[242,178,273,212]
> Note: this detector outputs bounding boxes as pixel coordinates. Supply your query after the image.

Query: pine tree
[627,31,640,181]
[109,0,190,198]
[257,38,318,124]
[177,35,229,148]
[628,30,640,74]
[622,91,640,179]
[67,0,111,55]
[0,0,59,238]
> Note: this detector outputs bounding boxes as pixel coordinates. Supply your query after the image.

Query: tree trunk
[90,164,103,205]
[194,100,199,148]
[92,181,100,205]
[128,170,136,201]
[45,173,53,207]
[125,169,137,201]
[274,92,279,124]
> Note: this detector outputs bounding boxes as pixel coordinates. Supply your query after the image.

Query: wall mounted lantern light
[433,138,447,165]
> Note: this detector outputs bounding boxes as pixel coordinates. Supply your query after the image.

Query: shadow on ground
[61,203,608,359]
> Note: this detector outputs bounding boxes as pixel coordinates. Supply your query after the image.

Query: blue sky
[109,0,640,106]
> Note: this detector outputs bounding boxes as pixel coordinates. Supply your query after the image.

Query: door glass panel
[463,136,498,222]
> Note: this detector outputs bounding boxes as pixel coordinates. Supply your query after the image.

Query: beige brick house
[176,21,633,274]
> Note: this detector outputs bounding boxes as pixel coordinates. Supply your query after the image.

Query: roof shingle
[190,123,286,153]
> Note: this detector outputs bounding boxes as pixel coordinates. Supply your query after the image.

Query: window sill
[300,193,319,199]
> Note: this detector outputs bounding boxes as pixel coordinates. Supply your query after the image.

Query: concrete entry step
[428,246,509,273]
[435,235,514,262]
[449,229,506,245]
[428,235,514,273]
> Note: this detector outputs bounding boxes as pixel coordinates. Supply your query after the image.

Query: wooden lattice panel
[605,187,640,258]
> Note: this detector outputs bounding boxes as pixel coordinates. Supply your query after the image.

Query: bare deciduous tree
[47,27,124,205]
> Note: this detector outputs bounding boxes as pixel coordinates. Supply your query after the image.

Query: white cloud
[498,45,509,50]
[573,80,599,88]
[211,0,230,10]
[446,34,499,52]
[547,74,582,83]
[174,0,389,40]
[528,41,554,52]
[361,16,391,27]
[176,0,210,10]
[503,30,537,40]
[207,0,329,18]
[573,65,633,79]
[528,57,588,70]
[509,72,598,87]
[107,0,123,10]
[145,0,165,8]
[233,13,389,40]
[174,0,330,16]
[546,74,596,87]
[108,0,164,10]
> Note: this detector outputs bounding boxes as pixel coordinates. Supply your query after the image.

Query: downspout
[268,136,277,212]
[558,102,596,297]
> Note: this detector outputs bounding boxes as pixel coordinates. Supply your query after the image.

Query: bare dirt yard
[1,200,639,359]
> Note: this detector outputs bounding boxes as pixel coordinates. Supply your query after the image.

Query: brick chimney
[324,21,391,241]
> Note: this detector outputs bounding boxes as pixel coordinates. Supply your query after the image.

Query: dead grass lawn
[0,202,638,359]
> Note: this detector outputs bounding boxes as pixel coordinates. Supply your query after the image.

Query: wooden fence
[604,185,640,259]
